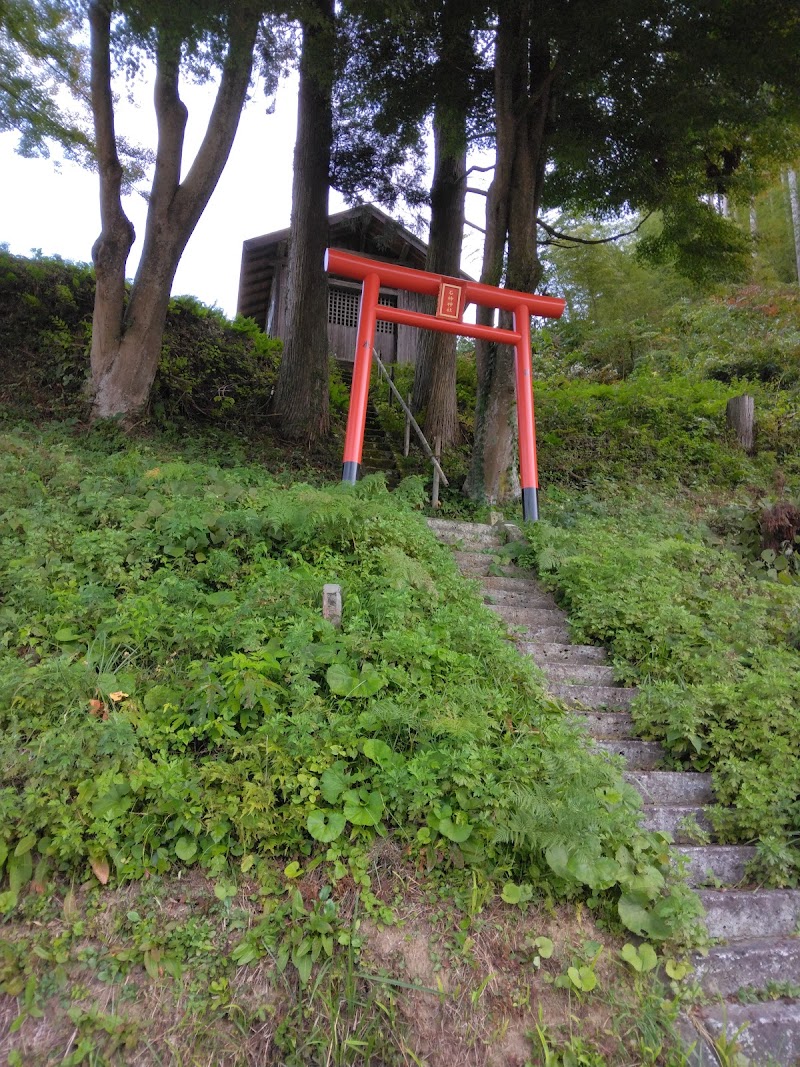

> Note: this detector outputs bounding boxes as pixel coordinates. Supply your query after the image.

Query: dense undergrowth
[0,427,698,947]
[2,247,800,1061]
[387,284,800,499]
[0,247,283,429]
[518,489,800,884]
[529,288,800,486]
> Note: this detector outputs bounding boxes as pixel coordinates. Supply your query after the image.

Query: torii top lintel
[324,248,565,322]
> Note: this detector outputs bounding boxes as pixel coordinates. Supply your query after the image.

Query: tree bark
[88,1,135,393]
[271,0,335,444]
[726,394,755,453]
[89,4,260,420]
[411,109,466,447]
[411,8,469,449]
[465,1,555,504]
[788,168,800,285]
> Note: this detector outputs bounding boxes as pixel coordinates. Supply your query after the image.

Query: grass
[0,420,702,1065]
[6,252,800,1063]
[1,861,696,1066]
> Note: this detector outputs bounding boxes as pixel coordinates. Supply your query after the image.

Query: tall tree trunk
[411,110,466,447]
[271,0,335,444]
[89,3,259,420]
[788,168,800,285]
[411,8,469,449]
[464,1,555,504]
[88,1,135,399]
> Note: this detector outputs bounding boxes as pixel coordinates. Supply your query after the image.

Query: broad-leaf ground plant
[0,426,698,948]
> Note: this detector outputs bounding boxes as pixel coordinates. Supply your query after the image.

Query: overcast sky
[0,69,352,317]
[0,54,494,317]
[0,60,491,319]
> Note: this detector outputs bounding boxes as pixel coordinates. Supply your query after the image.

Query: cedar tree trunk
[88,1,259,420]
[271,0,335,444]
[411,11,469,448]
[465,2,556,503]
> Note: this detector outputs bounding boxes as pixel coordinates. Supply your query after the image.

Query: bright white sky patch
[0,63,496,317]
[1,68,351,316]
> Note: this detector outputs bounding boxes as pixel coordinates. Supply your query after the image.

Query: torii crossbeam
[324,248,565,521]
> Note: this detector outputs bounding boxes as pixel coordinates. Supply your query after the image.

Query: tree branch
[88,0,134,381]
[536,212,652,246]
[466,185,489,197]
[149,25,188,220]
[464,217,486,234]
[173,5,261,235]
[466,162,495,176]
[89,1,128,239]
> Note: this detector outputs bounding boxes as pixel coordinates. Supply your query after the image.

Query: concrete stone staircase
[427,516,800,1066]
[336,362,401,482]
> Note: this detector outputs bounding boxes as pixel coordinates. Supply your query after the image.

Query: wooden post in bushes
[726,394,755,452]
[431,436,442,509]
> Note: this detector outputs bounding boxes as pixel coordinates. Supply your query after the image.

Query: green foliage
[151,296,282,424]
[541,214,695,326]
[521,490,800,879]
[637,198,753,288]
[516,287,800,500]
[540,283,800,391]
[0,249,284,430]
[0,427,696,945]
[0,248,95,415]
[534,376,748,486]
[619,942,658,974]
[745,166,800,285]
[0,0,88,159]
[717,498,800,581]
[430,284,800,507]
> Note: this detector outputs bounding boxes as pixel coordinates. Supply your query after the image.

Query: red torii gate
[325,248,565,522]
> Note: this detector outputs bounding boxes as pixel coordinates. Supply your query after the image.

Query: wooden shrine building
[237,204,457,365]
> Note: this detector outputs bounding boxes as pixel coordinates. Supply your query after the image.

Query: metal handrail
[372,350,449,487]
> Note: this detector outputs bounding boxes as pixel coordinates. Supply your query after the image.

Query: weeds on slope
[522,486,800,886]
[0,425,704,1064]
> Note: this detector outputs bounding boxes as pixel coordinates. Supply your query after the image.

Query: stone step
[516,628,573,647]
[488,604,567,630]
[426,518,504,549]
[676,845,758,887]
[526,642,608,666]
[692,937,800,996]
[641,805,714,842]
[483,588,556,610]
[625,771,714,806]
[573,710,635,740]
[543,662,618,686]
[696,1000,800,1066]
[595,739,664,770]
[699,889,800,940]
[453,551,530,579]
[482,575,551,595]
[362,455,396,466]
[549,683,636,710]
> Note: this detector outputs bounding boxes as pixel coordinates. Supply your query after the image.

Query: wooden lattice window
[327,286,397,335]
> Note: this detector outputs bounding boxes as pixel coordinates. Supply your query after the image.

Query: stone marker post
[322,584,342,628]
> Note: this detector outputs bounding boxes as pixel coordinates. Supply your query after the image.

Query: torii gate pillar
[324,249,565,522]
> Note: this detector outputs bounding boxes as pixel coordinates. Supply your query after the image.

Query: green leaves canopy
[0,0,89,159]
